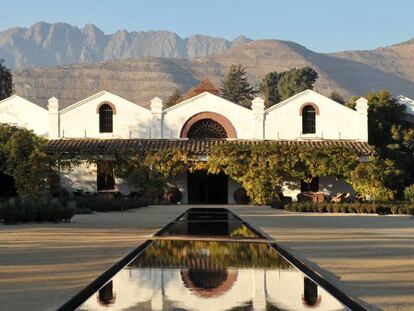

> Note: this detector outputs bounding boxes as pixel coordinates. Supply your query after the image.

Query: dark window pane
[97,162,115,191]
[99,104,113,133]
[300,177,319,192]
[302,105,316,134]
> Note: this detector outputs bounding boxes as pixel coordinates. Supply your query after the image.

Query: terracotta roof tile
[45,139,373,156]
[182,78,220,100]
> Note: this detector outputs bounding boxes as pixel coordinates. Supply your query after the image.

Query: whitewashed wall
[59,91,152,139]
[60,162,97,193]
[265,90,367,141]
[60,162,138,194]
[163,92,253,139]
[0,95,49,137]
[0,90,368,142]
[319,176,355,197]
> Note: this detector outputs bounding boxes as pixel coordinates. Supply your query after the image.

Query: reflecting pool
[65,208,360,311]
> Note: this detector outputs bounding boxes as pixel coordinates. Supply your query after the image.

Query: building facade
[0,80,371,203]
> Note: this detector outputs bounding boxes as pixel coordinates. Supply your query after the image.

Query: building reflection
[97,280,116,306]
[79,240,345,311]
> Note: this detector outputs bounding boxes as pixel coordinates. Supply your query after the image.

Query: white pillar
[252,270,266,311]
[251,97,265,139]
[150,97,163,138]
[355,97,368,141]
[48,97,59,139]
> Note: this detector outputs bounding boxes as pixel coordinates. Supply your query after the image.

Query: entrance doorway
[187,170,228,204]
[0,172,17,197]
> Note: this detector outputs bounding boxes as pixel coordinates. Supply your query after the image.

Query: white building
[0,79,371,203]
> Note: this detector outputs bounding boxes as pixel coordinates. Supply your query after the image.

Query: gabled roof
[163,91,251,113]
[59,90,150,114]
[264,89,356,114]
[0,94,48,111]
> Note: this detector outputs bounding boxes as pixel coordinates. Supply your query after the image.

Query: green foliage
[276,67,318,101]
[258,72,281,107]
[366,90,405,149]
[73,197,148,212]
[0,124,57,197]
[329,90,346,104]
[113,149,191,203]
[259,67,319,107]
[348,156,400,201]
[285,202,413,215]
[206,142,365,205]
[404,184,414,202]
[359,90,414,195]
[0,59,13,100]
[0,197,74,224]
[164,88,182,108]
[220,64,257,105]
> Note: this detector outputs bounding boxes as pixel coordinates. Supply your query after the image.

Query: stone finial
[48,97,59,111]
[355,97,368,113]
[47,97,59,139]
[150,97,163,113]
[251,97,265,112]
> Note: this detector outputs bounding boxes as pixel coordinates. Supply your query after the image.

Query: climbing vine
[0,123,400,204]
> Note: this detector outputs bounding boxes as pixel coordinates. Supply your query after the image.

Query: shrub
[340,205,349,213]
[0,197,75,224]
[73,197,148,213]
[317,205,326,213]
[404,185,414,202]
[281,201,411,215]
[270,196,283,209]
[390,205,400,215]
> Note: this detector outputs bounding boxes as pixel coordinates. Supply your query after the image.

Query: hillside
[12,40,414,109]
[332,39,414,83]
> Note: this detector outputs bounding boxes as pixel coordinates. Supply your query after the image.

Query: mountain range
[1,22,414,109]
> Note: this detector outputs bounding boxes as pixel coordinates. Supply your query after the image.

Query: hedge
[73,197,148,213]
[0,198,75,224]
[284,202,414,215]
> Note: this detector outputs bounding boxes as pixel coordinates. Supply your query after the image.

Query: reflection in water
[161,220,258,238]
[97,281,116,306]
[303,277,320,307]
[78,240,347,311]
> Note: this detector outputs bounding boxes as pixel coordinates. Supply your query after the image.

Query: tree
[0,124,57,197]
[277,67,318,101]
[220,64,257,105]
[259,67,319,107]
[329,90,346,104]
[357,89,414,196]
[164,88,182,108]
[0,59,13,100]
[259,72,281,107]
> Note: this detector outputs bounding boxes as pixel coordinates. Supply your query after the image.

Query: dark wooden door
[187,170,228,204]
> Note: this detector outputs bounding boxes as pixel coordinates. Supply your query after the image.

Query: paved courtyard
[0,205,413,311]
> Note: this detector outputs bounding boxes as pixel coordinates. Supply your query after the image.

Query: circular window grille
[187,119,227,138]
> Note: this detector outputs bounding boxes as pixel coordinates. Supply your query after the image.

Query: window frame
[98,103,114,133]
[301,105,316,134]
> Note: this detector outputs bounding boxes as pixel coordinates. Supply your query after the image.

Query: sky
[1,0,413,53]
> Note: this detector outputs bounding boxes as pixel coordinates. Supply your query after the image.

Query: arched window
[99,104,113,133]
[187,119,228,138]
[302,105,316,134]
